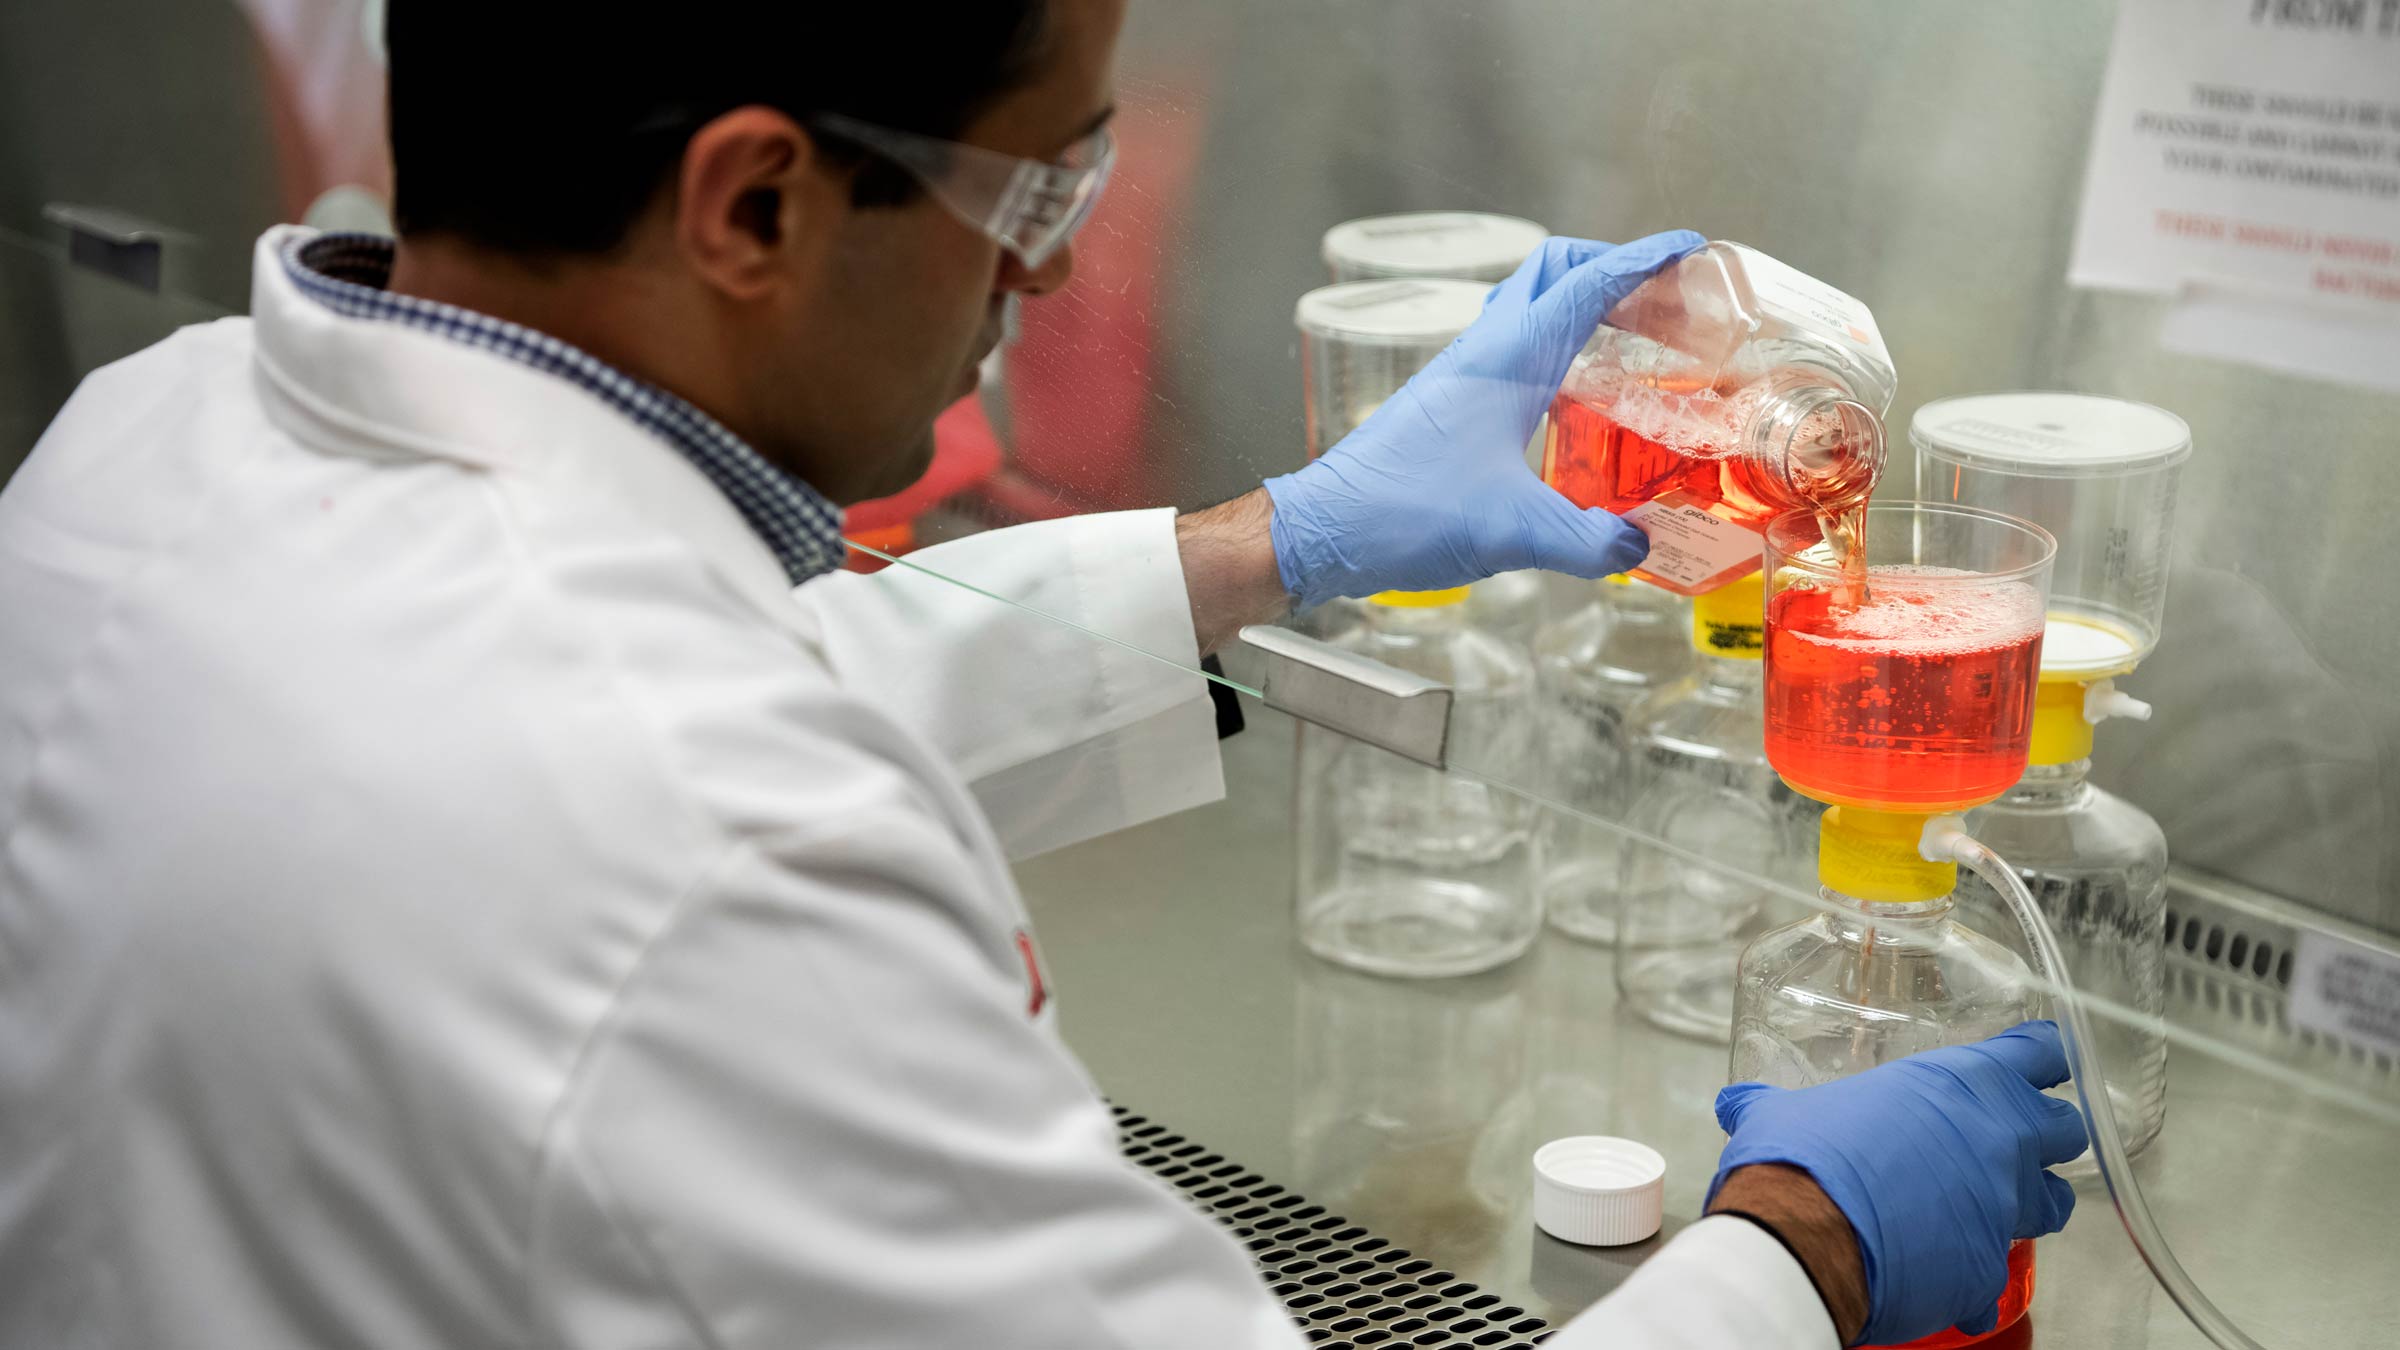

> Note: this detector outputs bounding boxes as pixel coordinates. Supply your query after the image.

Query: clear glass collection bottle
[1911,391,2192,1174]
[1730,811,2048,1085]
[1613,573,1817,1041]
[1957,690,2171,1169]
[1730,807,2048,1350]
[1296,588,1540,978]
[1532,577,1694,943]
[1294,956,1531,1262]
[1465,569,1548,652]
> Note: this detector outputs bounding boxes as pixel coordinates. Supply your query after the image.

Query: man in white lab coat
[0,3,2087,1348]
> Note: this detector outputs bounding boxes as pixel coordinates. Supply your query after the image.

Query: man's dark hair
[387,4,1053,255]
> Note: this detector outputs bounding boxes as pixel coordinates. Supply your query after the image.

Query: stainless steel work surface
[1015,707,2400,1348]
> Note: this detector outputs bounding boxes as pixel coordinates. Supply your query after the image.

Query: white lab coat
[0,226,1833,1350]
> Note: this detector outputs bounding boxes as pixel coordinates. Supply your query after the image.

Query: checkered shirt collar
[281,232,846,585]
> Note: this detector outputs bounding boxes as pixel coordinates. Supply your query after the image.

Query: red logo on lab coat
[1014,929,1048,1019]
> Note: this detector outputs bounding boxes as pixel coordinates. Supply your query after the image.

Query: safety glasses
[808,112,1115,269]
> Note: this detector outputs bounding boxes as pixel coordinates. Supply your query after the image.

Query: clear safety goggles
[809,112,1116,269]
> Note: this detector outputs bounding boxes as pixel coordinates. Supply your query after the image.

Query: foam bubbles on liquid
[1560,351,1744,459]
[1788,565,2046,655]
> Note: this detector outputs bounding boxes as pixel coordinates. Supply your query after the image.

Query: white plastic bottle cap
[1532,1136,1666,1246]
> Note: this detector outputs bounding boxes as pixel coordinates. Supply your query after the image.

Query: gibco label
[1621,498,1762,593]
[2289,930,2400,1060]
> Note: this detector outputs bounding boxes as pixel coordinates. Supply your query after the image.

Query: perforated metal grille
[2163,873,2399,1076]
[2163,891,2297,992]
[1112,1105,1550,1349]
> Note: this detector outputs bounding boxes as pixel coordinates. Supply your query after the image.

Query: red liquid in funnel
[1866,1240,2035,1348]
[1764,570,2044,812]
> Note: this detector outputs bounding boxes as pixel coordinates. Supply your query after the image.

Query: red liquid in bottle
[1544,382,1880,596]
[1865,1240,2036,1349]
[1543,387,1806,595]
[1543,386,1803,531]
[1764,570,2045,812]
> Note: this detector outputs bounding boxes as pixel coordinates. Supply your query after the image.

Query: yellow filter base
[1692,572,1766,659]
[1818,806,1956,903]
[2027,680,2095,766]
[1370,587,1471,608]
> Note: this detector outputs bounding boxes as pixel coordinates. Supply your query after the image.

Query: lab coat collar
[247,226,820,640]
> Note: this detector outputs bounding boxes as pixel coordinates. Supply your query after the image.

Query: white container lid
[1321,212,1549,282]
[1294,278,1493,346]
[1910,392,2192,478]
[1532,1136,1665,1246]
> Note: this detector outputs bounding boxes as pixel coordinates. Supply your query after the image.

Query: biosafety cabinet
[5,1,2396,1344]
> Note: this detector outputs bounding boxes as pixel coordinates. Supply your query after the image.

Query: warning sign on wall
[2069,0,2400,390]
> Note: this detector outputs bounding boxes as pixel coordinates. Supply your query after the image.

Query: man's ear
[673,106,841,302]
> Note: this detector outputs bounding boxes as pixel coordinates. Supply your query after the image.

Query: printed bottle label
[1738,248,1891,367]
[1622,497,1766,593]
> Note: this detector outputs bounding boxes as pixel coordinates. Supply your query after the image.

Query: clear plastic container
[1762,504,2055,814]
[1293,278,1495,640]
[1612,574,1819,1042]
[1298,278,1493,459]
[1532,578,1696,943]
[1542,241,1894,596]
[1958,763,2170,1171]
[1320,210,1549,284]
[1301,258,1553,644]
[1296,589,1540,977]
[1911,393,2191,678]
[1293,959,1530,1256]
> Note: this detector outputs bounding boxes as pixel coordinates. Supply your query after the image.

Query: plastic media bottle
[1542,241,1893,596]
[1295,588,1540,978]
[1531,576,1695,943]
[1612,574,1817,1042]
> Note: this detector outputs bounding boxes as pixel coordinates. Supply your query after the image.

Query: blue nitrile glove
[1262,229,1705,610]
[1710,1021,2088,1347]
